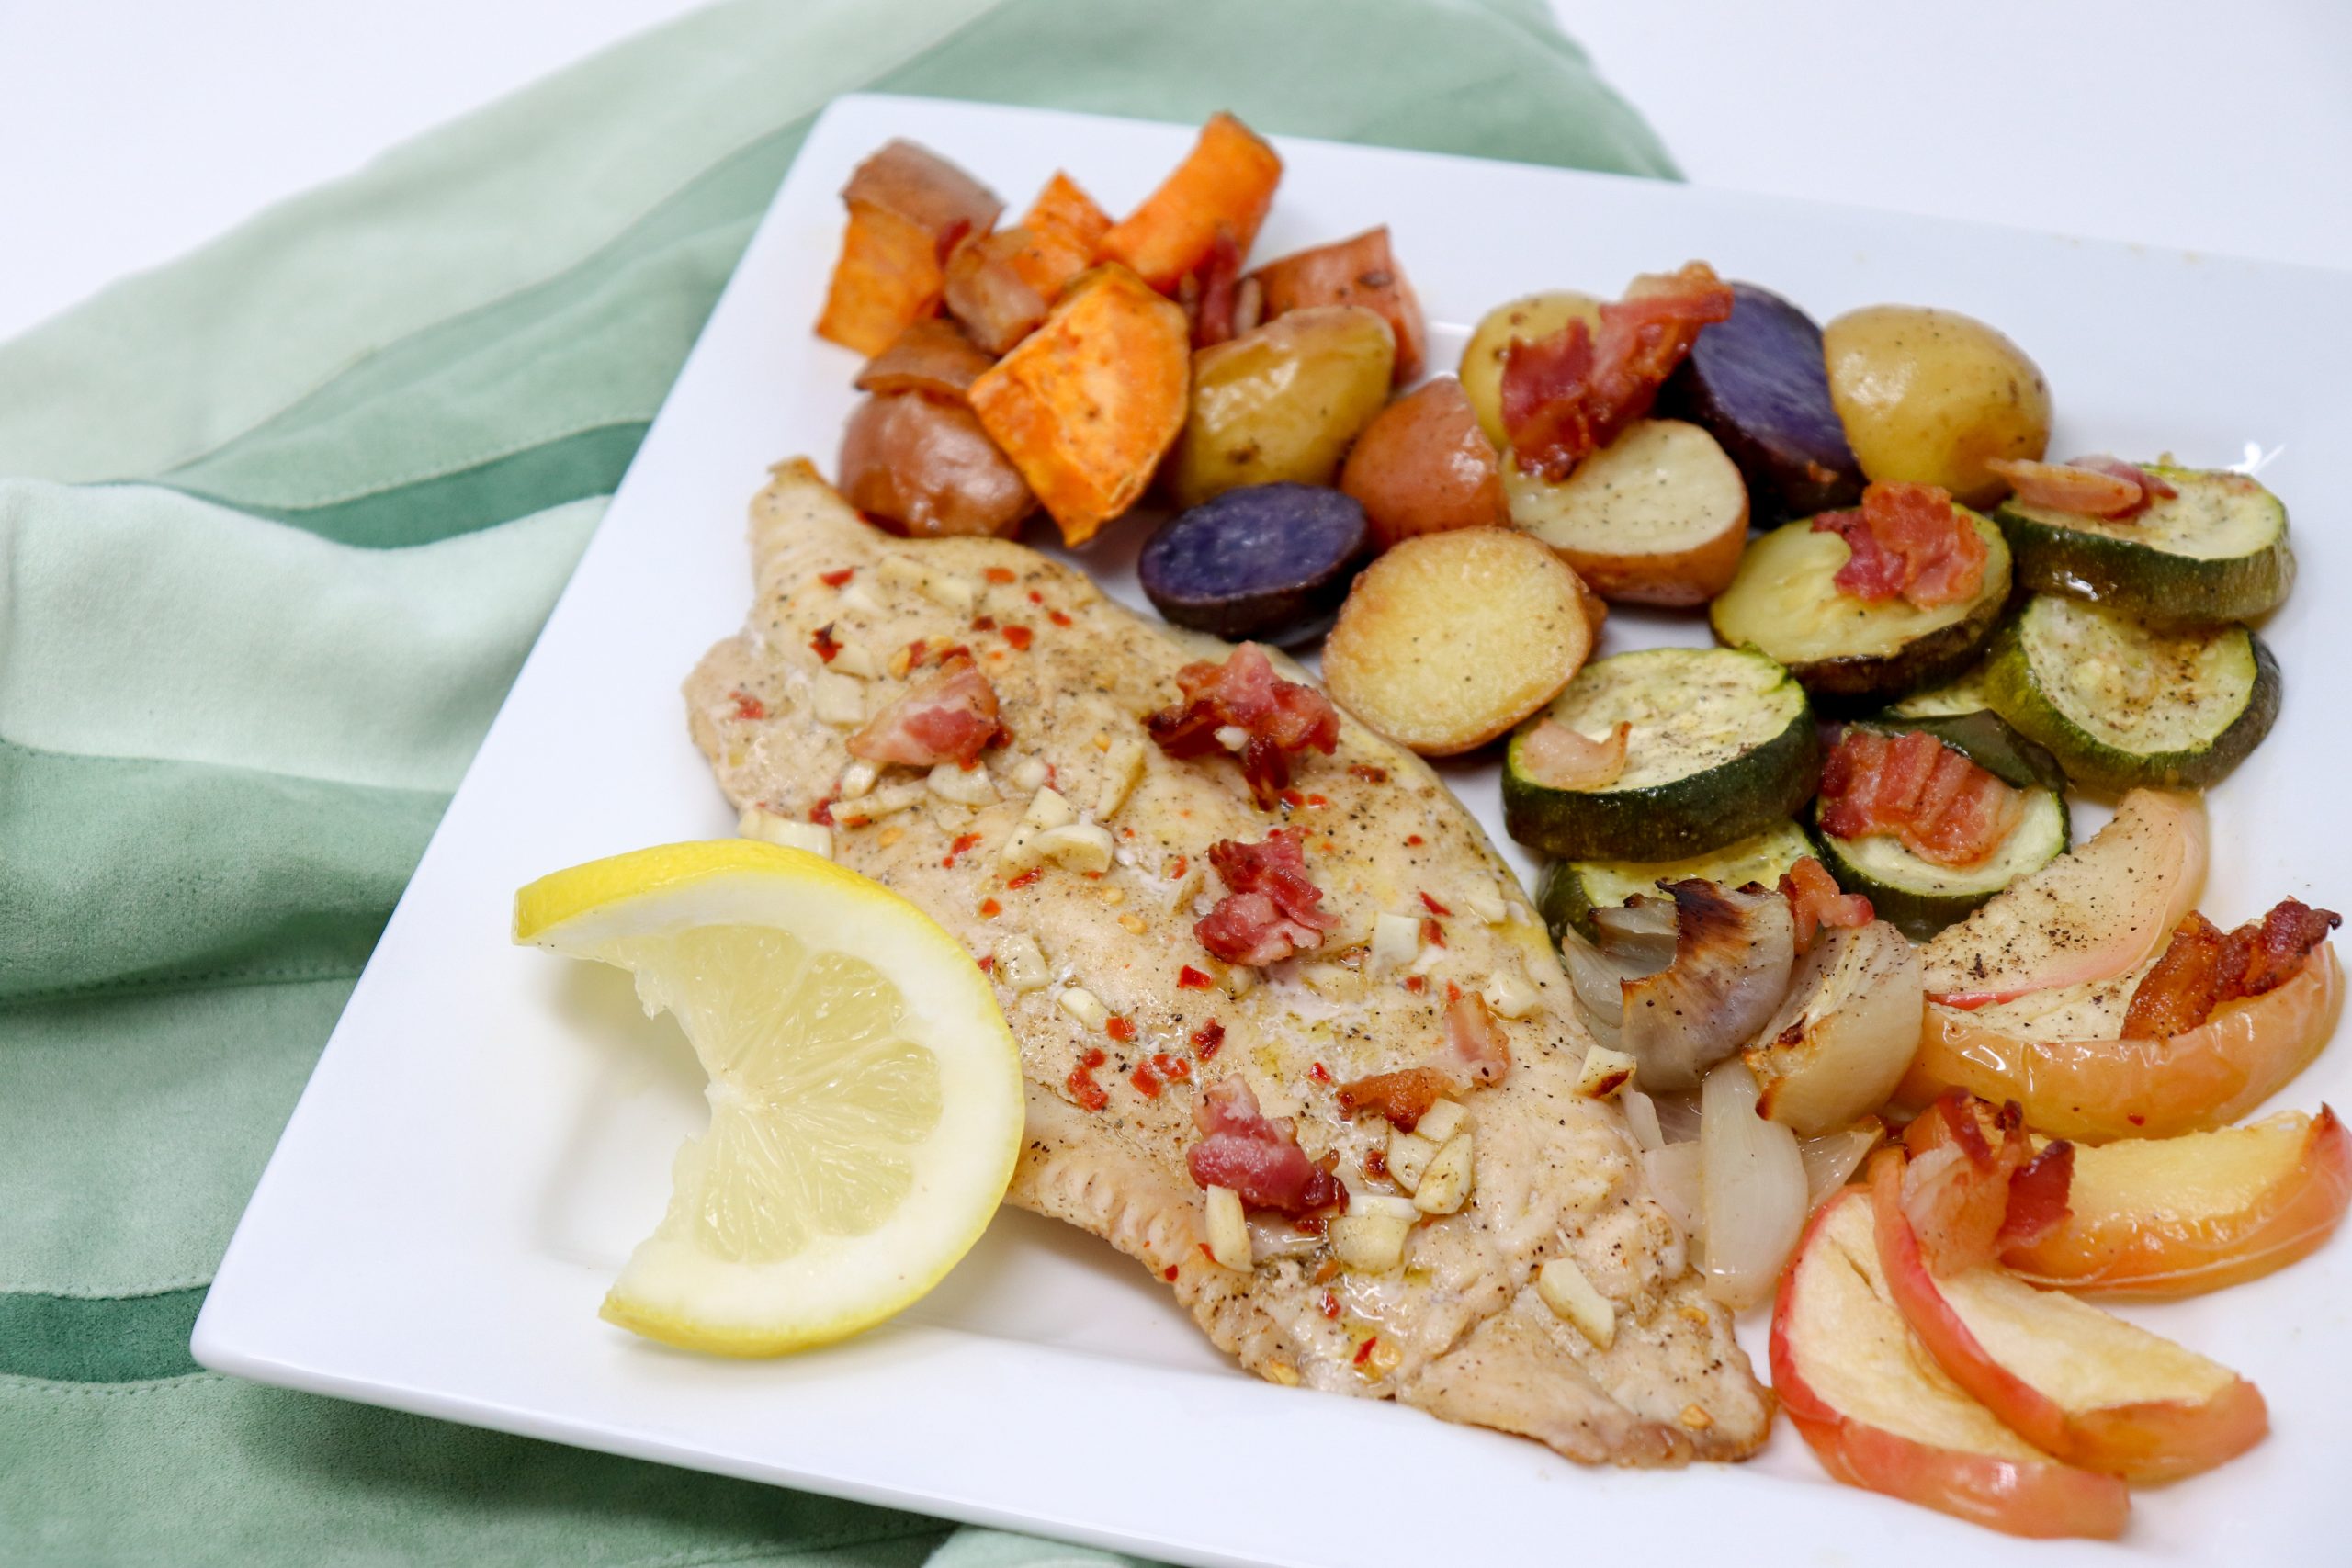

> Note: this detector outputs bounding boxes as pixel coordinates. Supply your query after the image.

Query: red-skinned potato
[1250,226,1427,383]
[1339,377,1505,550]
[855,319,995,399]
[838,391,1035,538]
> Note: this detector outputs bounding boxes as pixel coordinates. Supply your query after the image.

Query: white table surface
[3,0,2347,346]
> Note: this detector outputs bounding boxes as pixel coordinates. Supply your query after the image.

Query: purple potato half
[1138,483,1371,646]
[1660,281,1863,523]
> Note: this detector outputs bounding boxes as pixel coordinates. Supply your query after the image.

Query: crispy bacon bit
[1069,1046,1111,1112]
[1517,718,1630,790]
[1148,643,1342,807]
[1403,975,1426,993]
[1353,1337,1377,1367]
[1419,892,1451,918]
[1177,965,1214,990]
[1002,625,1034,650]
[971,615,997,632]
[1780,855,1875,949]
[808,795,836,826]
[1818,728,2023,869]
[1812,481,1987,608]
[1190,225,1245,348]
[984,566,1017,584]
[976,954,995,972]
[810,625,842,663]
[1191,1020,1226,1058]
[1163,1264,1181,1281]
[1420,916,1446,949]
[1348,763,1389,783]
[1898,1091,2070,1275]
[941,831,983,869]
[1443,987,1511,1087]
[1167,855,1189,880]
[1131,1062,1162,1098]
[1989,456,2177,521]
[729,690,767,721]
[1186,1077,1343,1214]
[1499,261,1734,479]
[847,655,1003,767]
[1279,788,1306,810]
[820,568,855,588]
[1193,829,1340,965]
[1336,1066,1453,1131]
[2122,899,2341,1038]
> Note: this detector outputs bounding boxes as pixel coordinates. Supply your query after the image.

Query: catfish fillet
[684,460,1769,1464]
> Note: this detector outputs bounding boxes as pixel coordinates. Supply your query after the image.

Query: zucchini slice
[1814,788,2069,942]
[1996,466,2292,625]
[1502,646,1818,861]
[1708,509,2011,703]
[1536,819,1816,942]
[1850,708,2068,795]
[1984,594,2281,792]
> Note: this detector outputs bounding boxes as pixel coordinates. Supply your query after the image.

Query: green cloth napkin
[0,1,1672,1562]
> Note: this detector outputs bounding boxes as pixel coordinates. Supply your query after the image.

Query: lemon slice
[514,840,1023,1355]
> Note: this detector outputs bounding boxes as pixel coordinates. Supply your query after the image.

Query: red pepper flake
[1364,1147,1390,1180]
[1177,964,1214,990]
[971,615,997,632]
[1421,917,1446,949]
[1309,1061,1332,1084]
[1354,1337,1377,1367]
[809,625,842,663]
[1162,1264,1180,1281]
[1348,763,1388,783]
[1191,1020,1226,1058]
[2128,1112,2146,1127]
[1320,1291,1341,1320]
[1027,590,1045,604]
[728,690,767,721]
[1131,1062,1162,1098]
[976,954,996,973]
[1067,1063,1109,1111]
[1403,975,1427,993]
[1106,1016,1136,1043]
[1419,892,1451,917]
[1006,869,1043,891]
[1279,788,1306,809]
[808,795,837,825]
[985,567,1018,585]
[1150,1051,1192,1082]
[1405,834,1424,847]
[1444,981,1463,1004]
[1198,1243,1216,1262]
[1003,625,1034,651]
[1047,609,1073,627]
[978,897,1002,919]
[1081,1047,1107,1068]
[941,831,983,869]
[1306,794,1329,808]
[820,567,855,588]
[1167,854,1189,879]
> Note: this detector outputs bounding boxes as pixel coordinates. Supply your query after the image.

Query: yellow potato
[1165,306,1396,509]
[1823,305,2051,508]
[1458,289,1604,448]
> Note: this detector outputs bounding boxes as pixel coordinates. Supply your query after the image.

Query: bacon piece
[1818,728,2024,870]
[1336,1066,1453,1131]
[1443,987,1511,1087]
[1811,481,1987,608]
[1186,1077,1343,1214]
[1499,261,1734,479]
[1193,828,1339,966]
[1899,1091,2068,1275]
[1999,1141,2075,1251]
[2122,899,2342,1038]
[1988,455,2177,521]
[846,654,1002,767]
[1779,855,1874,950]
[1147,643,1340,808]
[1516,719,1629,790]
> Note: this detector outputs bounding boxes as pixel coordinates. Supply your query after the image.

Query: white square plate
[197,94,2352,1565]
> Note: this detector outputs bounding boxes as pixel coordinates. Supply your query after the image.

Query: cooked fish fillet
[684,461,1770,1464]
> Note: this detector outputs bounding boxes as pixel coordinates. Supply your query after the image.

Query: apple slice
[1923,790,2206,1009]
[1871,1152,2267,1483]
[2004,1107,2352,1295]
[1771,1190,2128,1539]
[1907,943,2341,1141]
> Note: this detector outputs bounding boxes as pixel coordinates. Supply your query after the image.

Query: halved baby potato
[1458,289,1604,449]
[1321,528,1595,756]
[1504,419,1749,605]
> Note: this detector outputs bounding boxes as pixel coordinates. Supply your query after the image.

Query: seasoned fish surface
[685,462,1770,1464]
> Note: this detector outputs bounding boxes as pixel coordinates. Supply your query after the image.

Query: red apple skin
[1770,1193,2130,1540]
[1870,1153,2268,1483]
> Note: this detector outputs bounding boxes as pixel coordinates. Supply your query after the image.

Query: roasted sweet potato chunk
[1098,113,1282,294]
[816,141,1002,357]
[967,265,1189,545]
[944,171,1113,355]
[1250,226,1427,383]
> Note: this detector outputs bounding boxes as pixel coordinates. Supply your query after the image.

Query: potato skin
[838,390,1035,538]
[1824,306,2051,508]
[1459,289,1603,448]
[1340,376,1505,550]
[1166,306,1396,510]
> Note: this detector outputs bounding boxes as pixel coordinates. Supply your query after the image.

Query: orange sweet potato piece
[967,265,1189,545]
[944,172,1114,355]
[1023,172,1112,283]
[816,141,1002,357]
[1250,226,1427,383]
[1098,113,1283,294]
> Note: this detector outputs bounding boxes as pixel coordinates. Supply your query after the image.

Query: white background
[2,0,2347,344]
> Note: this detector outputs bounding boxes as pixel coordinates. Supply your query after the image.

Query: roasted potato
[1138,483,1369,645]
[967,265,1190,545]
[815,141,1002,357]
[1322,527,1596,756]
[1340,376,1505,550]
[1165,305,1396,509]
[1458,289,1604,448]
[855,318,995,399]
[1823,305,2051,509]
[838,390,1035,538]
[1504,419,1748,605]
[1250,227,1427,382]
[1657,281,1863,522]
[943,171,1112,355]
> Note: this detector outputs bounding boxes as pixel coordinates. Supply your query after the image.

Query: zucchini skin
[1984,615,2283,793]
[1780,582,2007,706]
[1534,821,1816,942]
[1996,505,2294,626]
[1812,794,2069,942]
[1503,707,1819,861]
[1848,708,2067,794]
